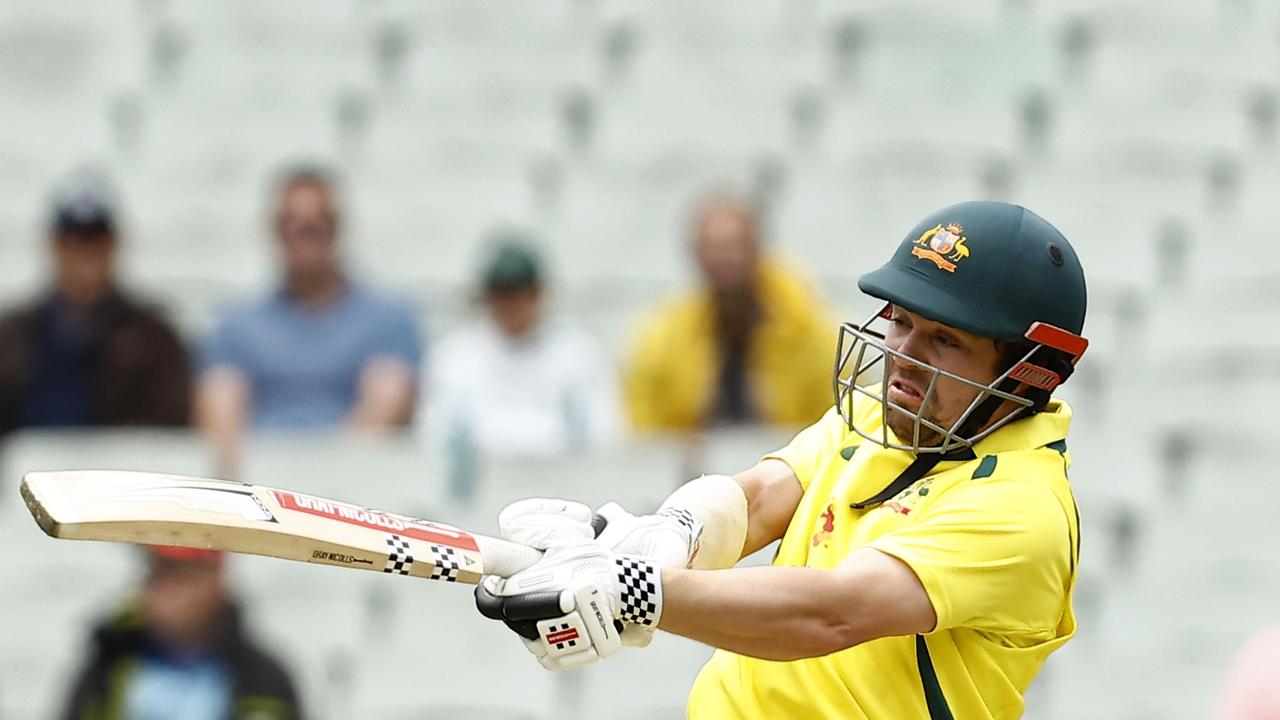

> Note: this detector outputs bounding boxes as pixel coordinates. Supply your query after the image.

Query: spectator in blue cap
[0,171,191,435]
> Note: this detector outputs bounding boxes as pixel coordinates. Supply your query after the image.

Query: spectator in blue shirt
[196,166,422,471]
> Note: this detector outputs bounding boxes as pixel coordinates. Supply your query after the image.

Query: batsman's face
[881,305,1004,446]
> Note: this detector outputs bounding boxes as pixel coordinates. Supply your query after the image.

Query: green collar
[970,398,1072,456]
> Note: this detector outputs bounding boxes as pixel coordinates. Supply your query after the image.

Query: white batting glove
[496,498,699,648]
[591,502,701,647]
[474,543,663,671]
[498,498,596,549]
[594,501,703,569]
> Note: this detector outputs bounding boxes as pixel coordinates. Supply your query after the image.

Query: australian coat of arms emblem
[911,223,971,272]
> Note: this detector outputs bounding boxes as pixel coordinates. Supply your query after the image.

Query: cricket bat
[20,470,542,585]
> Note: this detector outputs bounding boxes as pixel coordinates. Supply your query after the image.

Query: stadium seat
[0,429,214,521]
[239,433,446,516]
[468,440,686,536]
[346,577,555,719]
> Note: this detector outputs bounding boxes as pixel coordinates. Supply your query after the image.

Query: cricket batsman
[476,200,1088,719]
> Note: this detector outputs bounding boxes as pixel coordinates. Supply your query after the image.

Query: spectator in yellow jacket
[624,194,836,432]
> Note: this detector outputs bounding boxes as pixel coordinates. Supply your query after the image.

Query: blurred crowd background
[2,1,1279,718]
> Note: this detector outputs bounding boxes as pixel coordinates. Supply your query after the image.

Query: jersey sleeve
[761,405,844,491]
[869,477,1074,634]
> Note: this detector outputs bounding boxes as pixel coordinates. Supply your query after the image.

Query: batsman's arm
[654,477,1071,660]
[657,549,936,661]
[733,458,805,558]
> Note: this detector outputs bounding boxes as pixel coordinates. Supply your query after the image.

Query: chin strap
[849,446,976,510]
[850,347,1073,510]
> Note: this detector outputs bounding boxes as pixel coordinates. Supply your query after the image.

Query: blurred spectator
[422,233,622,457]
[1214,625,1280,719]
[623,194,835,432]
[196,166,422,470]
[61,547,300,720]
[0,173,190,436]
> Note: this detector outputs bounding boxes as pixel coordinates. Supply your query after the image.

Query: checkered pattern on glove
[616,556,663,628]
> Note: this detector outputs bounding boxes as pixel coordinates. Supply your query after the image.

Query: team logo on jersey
[811,504,836,548]
[883,478,934,516]
[912,223,970,272]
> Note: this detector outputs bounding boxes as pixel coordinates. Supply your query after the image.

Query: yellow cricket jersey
[687,393,1081,720]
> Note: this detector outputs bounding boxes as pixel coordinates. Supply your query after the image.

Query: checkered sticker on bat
[384,534,413,575]
[425,543,462,582]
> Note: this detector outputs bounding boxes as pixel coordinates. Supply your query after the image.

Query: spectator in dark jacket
[0,173,190,436]
[61,546,301,720]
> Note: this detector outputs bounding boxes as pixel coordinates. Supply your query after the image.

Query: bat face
[20,470,534,585]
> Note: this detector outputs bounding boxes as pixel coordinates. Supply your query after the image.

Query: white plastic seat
[347,578,555,719]
[567,632,712,719]
[470,440,686,536]
[686,425,801,477]
[0,429,214,519]
[592,79,795,164]
[346,158,538,293]
[239,433,445,516]
[775,155,984,282]
[551,158,744,287]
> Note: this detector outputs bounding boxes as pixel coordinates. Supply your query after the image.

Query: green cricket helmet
[835,200,1089,454]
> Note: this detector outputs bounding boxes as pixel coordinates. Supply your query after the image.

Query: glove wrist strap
[616,556,663,628]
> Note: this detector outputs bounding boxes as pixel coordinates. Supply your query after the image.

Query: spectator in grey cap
[0,172,191,435]
[421,230,622,457]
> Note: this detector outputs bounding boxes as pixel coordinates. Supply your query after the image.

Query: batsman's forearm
[658,565,868,661]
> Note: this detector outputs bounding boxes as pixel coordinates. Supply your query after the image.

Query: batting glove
[588,502,700,647]
[474,543,664,671]
[497,498,699,648]
[498,498,597,549]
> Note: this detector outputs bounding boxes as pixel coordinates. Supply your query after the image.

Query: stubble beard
[885,404,947,450]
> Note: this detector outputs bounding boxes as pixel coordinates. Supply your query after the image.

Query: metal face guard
[833,306,1037,454]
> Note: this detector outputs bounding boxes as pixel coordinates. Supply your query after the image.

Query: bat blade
[20,470,540,585]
